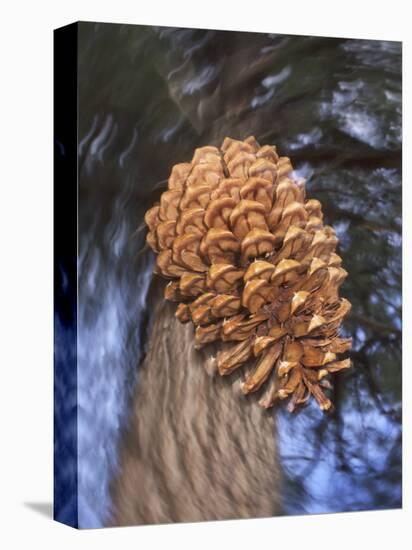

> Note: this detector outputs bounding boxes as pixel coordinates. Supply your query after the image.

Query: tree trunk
[110,280,282,526]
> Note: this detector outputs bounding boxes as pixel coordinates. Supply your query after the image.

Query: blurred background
[76,22,401,527]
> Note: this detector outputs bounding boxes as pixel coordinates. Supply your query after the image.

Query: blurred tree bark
[110,280,282,526]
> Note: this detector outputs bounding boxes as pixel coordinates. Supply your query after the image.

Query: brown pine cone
[144,136,352,412]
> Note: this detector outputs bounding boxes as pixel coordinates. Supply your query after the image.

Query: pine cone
[144,136,352,412]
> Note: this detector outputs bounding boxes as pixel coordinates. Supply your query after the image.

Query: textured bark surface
[110,281,282,526]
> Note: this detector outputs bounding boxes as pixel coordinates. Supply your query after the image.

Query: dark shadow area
[24,502,54,519]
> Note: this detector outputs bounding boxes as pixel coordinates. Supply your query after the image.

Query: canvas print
[54,22,402,529]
